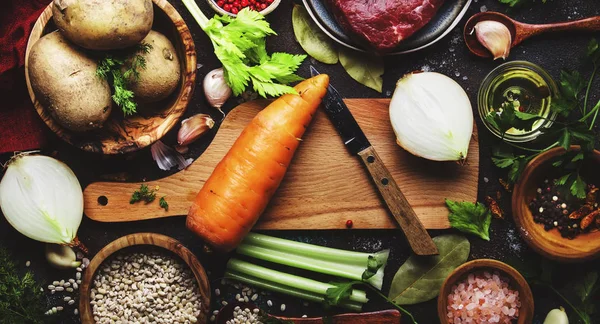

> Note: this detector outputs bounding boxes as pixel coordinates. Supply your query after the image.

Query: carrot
[187,74,330,251]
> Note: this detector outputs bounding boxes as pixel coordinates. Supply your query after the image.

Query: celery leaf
[445,200,491,241]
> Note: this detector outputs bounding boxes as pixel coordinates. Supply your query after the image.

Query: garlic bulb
[178,113,215,146]
[0,154,83,244]
[389,72,473,162]
[473,20,512,60]
[204,68,232,114]
[543,307,569,324]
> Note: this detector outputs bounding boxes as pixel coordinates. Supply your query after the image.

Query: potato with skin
[127,30,181,103]
[28,31,112,132]
[52,0,153,50]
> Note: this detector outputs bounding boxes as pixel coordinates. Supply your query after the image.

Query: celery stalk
[181,0,209,29]
[224,271,364,312]
[238,233,389,289]
[227,258,368,304]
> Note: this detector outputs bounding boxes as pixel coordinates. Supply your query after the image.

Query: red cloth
[0,0,51,153]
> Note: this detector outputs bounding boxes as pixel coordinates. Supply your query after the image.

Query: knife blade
[310,66,438,256]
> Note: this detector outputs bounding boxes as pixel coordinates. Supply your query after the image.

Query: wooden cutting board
[84,99,479,229]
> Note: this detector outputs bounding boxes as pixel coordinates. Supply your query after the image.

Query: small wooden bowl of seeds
[513,146,600,262]
[79,233,211,323]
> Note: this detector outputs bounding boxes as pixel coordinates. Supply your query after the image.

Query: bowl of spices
[79,233,211,323]
[513,146,600,262]
[207,0,280,16]
[438,259,534,324]
[478,61,558,143]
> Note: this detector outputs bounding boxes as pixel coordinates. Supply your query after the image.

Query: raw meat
[325,0,446,51]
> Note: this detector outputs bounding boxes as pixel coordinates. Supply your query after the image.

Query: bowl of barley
[79,233,211,323]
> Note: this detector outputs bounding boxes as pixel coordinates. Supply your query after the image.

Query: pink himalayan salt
[447,271,520,324]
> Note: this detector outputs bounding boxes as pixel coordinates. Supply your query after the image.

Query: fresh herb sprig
[182,2,306,97]
[130,184,157,204]
[159,196,169,211]
[0,245,50,324]
[96,43,152,115]
[509,256,599,324]
[324,281,418,324]
[490,39,600,199]
[498,0,548,8]
[445,199,492,241]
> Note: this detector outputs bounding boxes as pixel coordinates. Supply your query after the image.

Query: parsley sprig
[96,43,152,115]
[490,39,600,198]
[445,199,492,241]
[130,184,157,204]
[182,2,306,97]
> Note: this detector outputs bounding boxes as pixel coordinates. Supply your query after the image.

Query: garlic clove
[177,114,215,146]
[473,20,512,60]
[204,68,232,115]
[543,307,569,324]
[46,244,81,270]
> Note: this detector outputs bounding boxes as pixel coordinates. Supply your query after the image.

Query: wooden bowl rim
[512,146,600,262]
[24,0,196,154]
[79,233,211,323]
[205,0,282,17]
[437,259,534,324]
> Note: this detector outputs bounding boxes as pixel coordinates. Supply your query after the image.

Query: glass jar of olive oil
[478,61,558,143]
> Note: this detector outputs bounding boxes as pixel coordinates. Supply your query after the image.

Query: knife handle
[358,146,438,256]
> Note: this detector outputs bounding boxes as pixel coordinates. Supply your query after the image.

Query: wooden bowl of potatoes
[24,0,196,154]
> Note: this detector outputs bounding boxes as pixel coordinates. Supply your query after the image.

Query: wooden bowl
[24,0,196,154]
[512,146,600,262]
[206,0,282,17]
[79,233,211,323]
[437,259,534,324]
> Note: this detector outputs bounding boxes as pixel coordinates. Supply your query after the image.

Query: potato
[127,30,181,103]
[52,0,153,50]
[28,31,112,132]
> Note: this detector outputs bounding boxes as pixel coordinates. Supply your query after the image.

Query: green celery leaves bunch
[182,1,306,98]
[490,39,600,198]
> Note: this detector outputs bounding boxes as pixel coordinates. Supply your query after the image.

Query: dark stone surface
[1,0,599,323]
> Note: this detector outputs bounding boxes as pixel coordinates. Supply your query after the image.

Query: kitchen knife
[310,66,438,256]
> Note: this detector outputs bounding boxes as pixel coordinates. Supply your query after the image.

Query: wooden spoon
[464,12,600,58]
[216,302,401,324]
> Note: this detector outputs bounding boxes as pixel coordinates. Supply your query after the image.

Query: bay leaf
[338,47,383,92]
[292,5,338,64]
[388,234,470,305]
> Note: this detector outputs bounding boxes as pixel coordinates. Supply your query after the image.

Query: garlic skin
[204,68,232,110]
[474,20,512,60]
[151,140,192,171]
[543,308,569,324]
[177,113,215,146]
[389,72,473,162]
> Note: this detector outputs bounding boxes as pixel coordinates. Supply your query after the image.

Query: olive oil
[478,61,558,143]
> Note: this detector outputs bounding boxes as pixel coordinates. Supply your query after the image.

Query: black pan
[302,0,472,55]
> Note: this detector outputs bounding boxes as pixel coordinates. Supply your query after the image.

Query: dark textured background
[1,0,600,323]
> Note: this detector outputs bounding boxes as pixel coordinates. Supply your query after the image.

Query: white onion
[0,154,83,244]
[389,72,473,162]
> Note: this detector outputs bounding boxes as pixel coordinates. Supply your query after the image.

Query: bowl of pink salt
[437,259,534,324]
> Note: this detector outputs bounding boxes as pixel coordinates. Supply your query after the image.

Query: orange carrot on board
[187,74,330,252]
